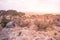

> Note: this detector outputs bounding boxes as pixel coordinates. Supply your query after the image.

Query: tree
[0,10,7,16]
[7,10,18,16]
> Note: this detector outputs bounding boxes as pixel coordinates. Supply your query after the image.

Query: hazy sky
[0,0,60,13]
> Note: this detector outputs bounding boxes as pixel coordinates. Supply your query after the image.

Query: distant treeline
[0,10,25,17]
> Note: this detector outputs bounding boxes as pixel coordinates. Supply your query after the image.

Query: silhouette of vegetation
[7,10,18,16]
[0,10,7,16]
[0,10,25,17]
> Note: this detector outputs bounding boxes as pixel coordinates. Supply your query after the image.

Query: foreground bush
[1,17,9,28]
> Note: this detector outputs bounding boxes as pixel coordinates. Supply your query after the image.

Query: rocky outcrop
[0,27,58,40]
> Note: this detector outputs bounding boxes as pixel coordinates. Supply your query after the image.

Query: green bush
[1,17,9,28]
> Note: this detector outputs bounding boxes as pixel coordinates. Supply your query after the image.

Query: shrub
[1,17,9,28]
[34,19,51,31]
[19,19,30,27]
[0,24,3,30]
[36,24,48,31]
[53,17,60,27]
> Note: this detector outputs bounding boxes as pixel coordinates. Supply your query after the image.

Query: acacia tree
[7,10,25,19]
[7,10,18,16]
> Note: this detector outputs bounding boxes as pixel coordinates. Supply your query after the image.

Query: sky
[0,0,60,13]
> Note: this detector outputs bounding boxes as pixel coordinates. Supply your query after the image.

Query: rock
[33,34,46,40]
[13,36,22,40]
[47,37,56,40]
[6,21,15,28]
[0,25,59,40]
[1,37,9,40]
[53,17,60,27]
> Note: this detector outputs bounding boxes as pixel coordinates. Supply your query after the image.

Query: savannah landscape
[0,10,60,40]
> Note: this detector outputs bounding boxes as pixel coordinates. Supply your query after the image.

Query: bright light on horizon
[0,0,60,13]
